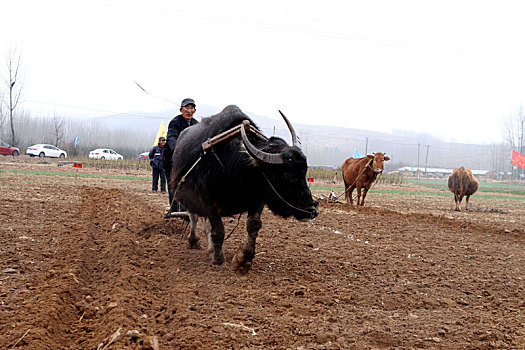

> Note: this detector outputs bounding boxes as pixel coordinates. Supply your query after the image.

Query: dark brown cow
[448,166,479,211]
[341,152,390,206]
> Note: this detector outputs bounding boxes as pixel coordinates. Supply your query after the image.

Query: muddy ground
[1,156,525,349]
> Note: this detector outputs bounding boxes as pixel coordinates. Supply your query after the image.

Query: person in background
[149,136,167,193]
[164,98,199,210]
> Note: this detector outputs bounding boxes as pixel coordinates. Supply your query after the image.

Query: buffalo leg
[204,218,213,254]
[465,195,471,211]
[208,214,225,265]
[187,213,200,249]
[232,206,263,273]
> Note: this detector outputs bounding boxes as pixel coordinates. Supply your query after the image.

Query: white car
[89,148,123,160]
[26,144,67,158]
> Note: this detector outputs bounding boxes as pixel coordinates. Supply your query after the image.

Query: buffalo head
[240,112,319,220]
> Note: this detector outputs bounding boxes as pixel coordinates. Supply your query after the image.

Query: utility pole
[417,142,420,179]
[425,144,430,173]
[365,137,368,155]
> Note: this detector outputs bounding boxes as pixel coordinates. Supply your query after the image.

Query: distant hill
[93,104,506,171]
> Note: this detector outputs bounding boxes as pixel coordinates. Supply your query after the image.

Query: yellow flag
[153,121,167,146]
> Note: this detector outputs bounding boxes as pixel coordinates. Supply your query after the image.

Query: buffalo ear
[384,156,390,161]
[367,155,373,159]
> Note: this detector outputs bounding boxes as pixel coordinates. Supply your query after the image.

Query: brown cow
[341,152,390,206]
[448,166,479,211]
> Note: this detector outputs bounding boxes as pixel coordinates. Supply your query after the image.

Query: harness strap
[262,172,316,216]
[168,121,265,214]
[367,158,375,171]
[335,158,373,200]
[209,145,224,167]
[168,156,202,213]
[201,123,266,153]
[225,213,243,241]
[169,121,314,217]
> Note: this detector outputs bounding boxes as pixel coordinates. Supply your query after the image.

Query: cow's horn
[241,120,284,164]
[278,110,297,147]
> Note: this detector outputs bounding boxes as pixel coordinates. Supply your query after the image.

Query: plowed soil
[1,157,525,349]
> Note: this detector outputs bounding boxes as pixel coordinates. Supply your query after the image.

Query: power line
[24,99,168,120]
[79,0,525,61]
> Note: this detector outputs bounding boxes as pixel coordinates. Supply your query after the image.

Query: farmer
[164,98,199,209]
[149,136,167,193]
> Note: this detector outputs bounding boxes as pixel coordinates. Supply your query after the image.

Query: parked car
[89,148,123,160]
[0,141,20,156]
[137,152,149,159]
[26,144,67,158]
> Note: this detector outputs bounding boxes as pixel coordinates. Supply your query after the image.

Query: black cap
[181,98,196,107]
[158,136,166,141]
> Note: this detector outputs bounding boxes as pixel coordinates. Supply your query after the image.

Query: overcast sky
[2,0,524,144]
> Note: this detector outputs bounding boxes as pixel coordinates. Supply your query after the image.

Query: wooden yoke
[201,122,267,153]
[164,121,267,219]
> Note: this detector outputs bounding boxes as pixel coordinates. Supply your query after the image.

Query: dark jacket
[149,145,165,169]
[166,114,199,152]
[164,114,199,164]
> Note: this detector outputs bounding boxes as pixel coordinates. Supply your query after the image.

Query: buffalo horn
[278,110,298,147]
[241,120,284,164]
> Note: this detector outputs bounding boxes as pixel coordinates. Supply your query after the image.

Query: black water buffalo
[171,105,319,272]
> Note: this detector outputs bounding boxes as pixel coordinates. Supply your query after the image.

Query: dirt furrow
[2,167,525,349]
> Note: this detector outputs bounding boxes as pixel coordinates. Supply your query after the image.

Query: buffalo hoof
[231,250,254,274]
[211,251,225,265]
[188,237,201,249]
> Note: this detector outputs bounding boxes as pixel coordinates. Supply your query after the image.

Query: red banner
[511,150,525,169]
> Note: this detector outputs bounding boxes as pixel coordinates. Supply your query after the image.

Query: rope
[167,121,317,221]
[168,121,261,214]
[334,158,373,201]
[210,145,224,167]
[168,156,202,213]
[262,172,317,216]
[225,213,243,240]
[331,158,384,203]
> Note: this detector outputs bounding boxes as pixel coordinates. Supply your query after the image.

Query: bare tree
[503,104,525,178]
[2,48,24,146]
[51,114,67,147]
